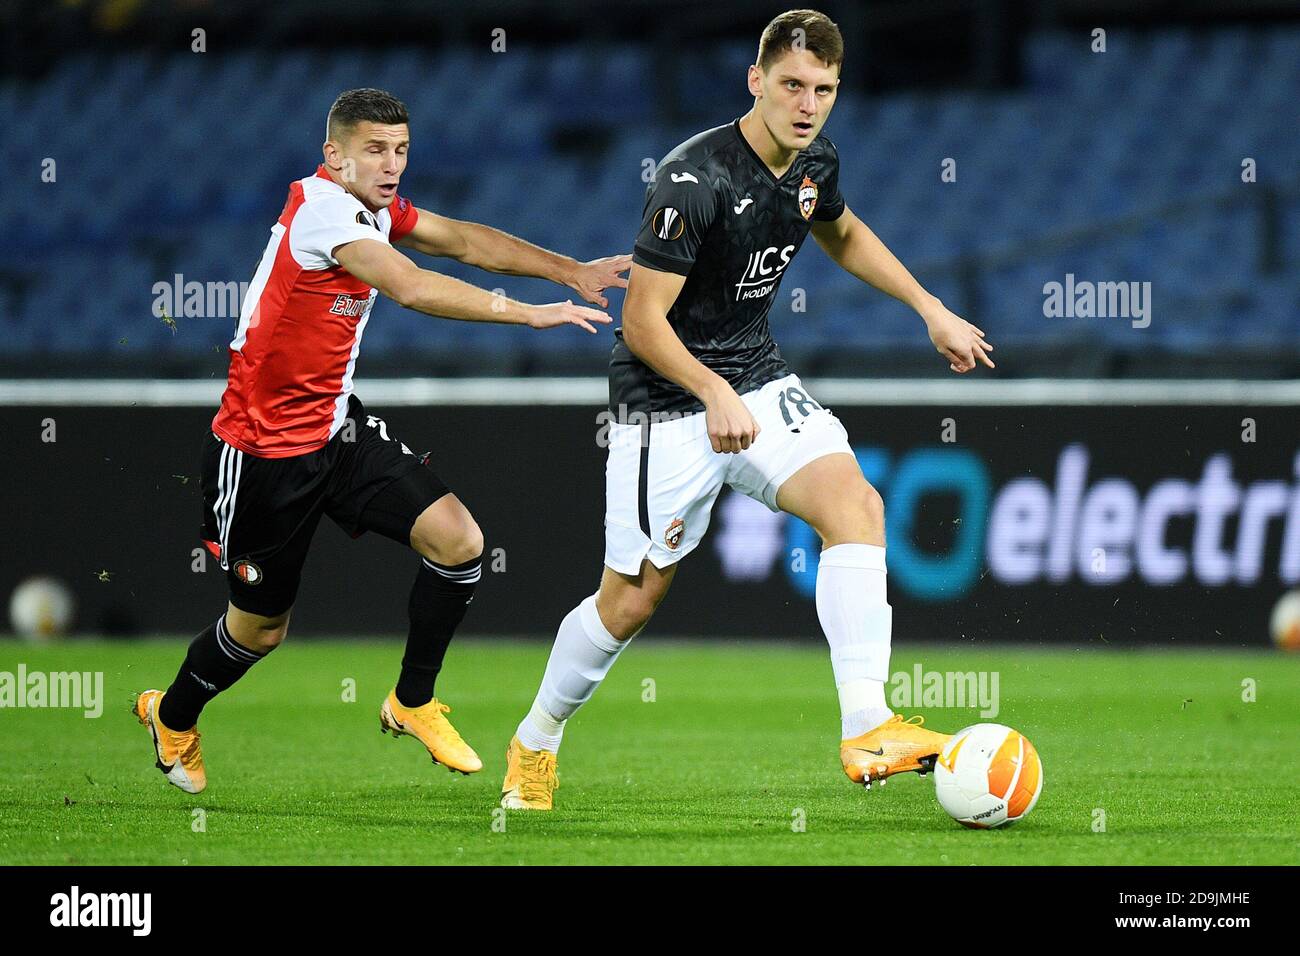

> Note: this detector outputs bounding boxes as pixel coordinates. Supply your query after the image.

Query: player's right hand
[921,300,994,373]
[528,299,612,334]
[704,384,760,454]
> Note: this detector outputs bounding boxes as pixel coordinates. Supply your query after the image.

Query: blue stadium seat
[1,29,1297,362]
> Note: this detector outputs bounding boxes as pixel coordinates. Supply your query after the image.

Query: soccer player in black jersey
[502,9,995,809]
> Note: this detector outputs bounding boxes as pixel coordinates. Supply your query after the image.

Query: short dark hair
[326,88,409,140]
[757,9,844,72]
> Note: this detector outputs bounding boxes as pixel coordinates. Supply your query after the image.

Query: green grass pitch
[1,638,1296,865]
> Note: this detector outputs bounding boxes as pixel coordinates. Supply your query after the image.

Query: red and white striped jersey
[211,165,419,458]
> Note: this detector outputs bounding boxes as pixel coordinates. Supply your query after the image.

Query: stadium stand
[1,28,1297,374]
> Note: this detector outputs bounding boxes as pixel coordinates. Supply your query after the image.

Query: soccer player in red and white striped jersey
[134,88,629,793]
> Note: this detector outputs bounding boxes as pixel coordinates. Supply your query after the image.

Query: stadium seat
[0,29,1296,368]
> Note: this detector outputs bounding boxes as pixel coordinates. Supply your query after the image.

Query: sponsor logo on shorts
[233,560,263,586]
[665,517,685,550]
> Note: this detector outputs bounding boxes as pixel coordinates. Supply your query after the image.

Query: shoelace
[411,701,469,747]
[519,751,557,801]
[174,728,203,767]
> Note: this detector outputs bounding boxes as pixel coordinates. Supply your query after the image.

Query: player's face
[750,49,840,152]
[328,121,410,211]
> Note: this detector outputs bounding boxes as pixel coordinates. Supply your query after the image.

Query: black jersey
[610,118,845,415]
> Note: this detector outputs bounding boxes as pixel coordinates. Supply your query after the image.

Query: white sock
[815,543,894,739]
[516,594,628,753]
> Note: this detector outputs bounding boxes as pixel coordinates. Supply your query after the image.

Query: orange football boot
[500,735,559,810]
[133,689,207,794]
[379,690,483,774]
[841,714,952,788]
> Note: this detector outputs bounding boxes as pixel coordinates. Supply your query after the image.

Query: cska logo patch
[798,175,819,220]
[664,517,685,550]
[233,560,263,586]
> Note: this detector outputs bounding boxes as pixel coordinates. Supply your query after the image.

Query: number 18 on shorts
[602,373,854,575]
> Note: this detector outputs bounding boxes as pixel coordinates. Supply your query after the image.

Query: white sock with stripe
[816,543,894,739]
[516,594,628,753]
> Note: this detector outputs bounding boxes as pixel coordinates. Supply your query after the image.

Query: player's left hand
[922,300,994,373]
[527,300,613,334]
[566,254,632,308]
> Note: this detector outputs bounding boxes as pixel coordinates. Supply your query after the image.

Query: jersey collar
[731,118,801,186]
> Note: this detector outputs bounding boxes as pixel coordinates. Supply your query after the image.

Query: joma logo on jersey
[330,292,376,317]
[735,245,796,301]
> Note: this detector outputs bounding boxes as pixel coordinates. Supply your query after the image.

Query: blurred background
[2,0,1298,649]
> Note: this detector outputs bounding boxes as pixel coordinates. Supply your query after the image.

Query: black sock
[395,555,481,708]
[158,615,267,730]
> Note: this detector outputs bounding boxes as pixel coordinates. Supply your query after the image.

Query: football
[8,575,75,642]
[1269,590,1300,651]
[934,723,1044,829]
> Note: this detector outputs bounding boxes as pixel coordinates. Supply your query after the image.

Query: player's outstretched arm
[812,207,994,373]
[396,207,631,307]
[622,263,759,453]
[334,237,610,333]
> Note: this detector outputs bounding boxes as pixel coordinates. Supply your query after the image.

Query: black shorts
[200,395,450,616]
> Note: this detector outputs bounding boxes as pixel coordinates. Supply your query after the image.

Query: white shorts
[604,373,854,575]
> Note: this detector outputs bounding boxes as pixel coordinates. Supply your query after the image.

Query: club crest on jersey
[652,207,685,241]
[665,517,685,550]
[798,176,819,220]
[233,560,263,586]
[356,210,380,231]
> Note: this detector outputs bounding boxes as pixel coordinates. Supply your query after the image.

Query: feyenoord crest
[664,517,685,550]
[233,559,263,586]
[798,175,819,220]
[652,206,684,241]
